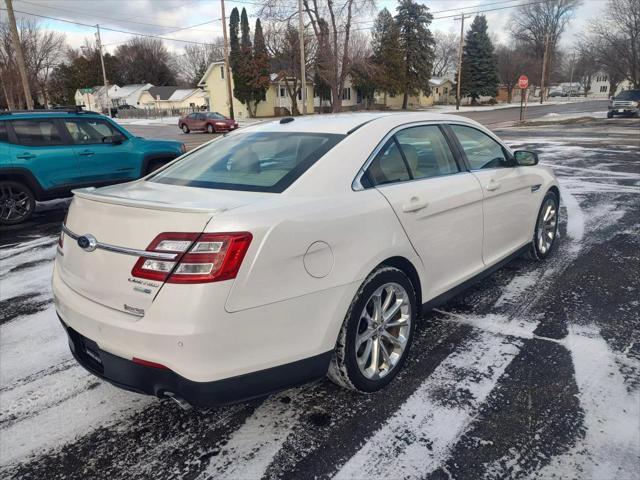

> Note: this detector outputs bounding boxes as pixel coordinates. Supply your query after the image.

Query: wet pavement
[1,116,638,479]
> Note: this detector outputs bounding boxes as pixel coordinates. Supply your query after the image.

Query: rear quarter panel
[213,189,421,313]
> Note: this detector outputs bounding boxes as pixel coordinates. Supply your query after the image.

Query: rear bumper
[59,315,332,407]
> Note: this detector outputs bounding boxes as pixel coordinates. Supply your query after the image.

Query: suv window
[11,119,65,146]
[0,121,7,142]
[366,139,411,186]
[395,126,459,179]
[615,90,640,101]
[64,118,122,145]
[450,125,510,170]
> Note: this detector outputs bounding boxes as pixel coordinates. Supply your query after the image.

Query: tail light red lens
[131,232,252,284]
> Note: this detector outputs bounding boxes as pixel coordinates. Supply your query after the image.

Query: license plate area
[66,325,105,374]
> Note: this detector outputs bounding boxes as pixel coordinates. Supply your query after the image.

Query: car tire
[181,124,190,134]
[607,111,613,119]
[527,190,559,261]
[0,180,36,225]
[145,160,165,175]
[206,124,215,134]
[328,266,417,393]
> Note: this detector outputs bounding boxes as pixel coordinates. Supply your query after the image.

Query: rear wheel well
[0,171,41,200]
[378,256,422,309]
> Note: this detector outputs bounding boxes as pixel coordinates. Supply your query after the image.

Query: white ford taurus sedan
[53,112,560,407]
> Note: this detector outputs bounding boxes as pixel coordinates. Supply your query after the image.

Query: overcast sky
[0,0,607,55]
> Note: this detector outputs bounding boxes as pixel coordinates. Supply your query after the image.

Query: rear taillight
[131,232,252,284]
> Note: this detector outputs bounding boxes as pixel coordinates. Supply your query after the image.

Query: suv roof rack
[0,106,100,116]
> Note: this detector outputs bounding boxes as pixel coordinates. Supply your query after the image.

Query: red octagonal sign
[519,75,529,89]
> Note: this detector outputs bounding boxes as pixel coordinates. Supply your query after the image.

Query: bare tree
[495,44,528,103]
[261,0,374,112]
[115,37,177,86]
[174,41,224,87]
[432,31,458,77]
[590,0,640,88]
[266,21,315,115]
[510,0,582,87]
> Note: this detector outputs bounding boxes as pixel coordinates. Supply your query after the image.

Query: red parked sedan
[178,112,239,134]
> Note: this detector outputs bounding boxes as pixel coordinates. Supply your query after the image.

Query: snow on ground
[537,110,608,121]
[0,124,638,478]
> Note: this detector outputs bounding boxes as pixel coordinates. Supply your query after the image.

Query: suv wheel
[328,266,417,393]
[607,111,614,119]
[0,181,36,225]
[181,124,190,133]
[206,123,215,134]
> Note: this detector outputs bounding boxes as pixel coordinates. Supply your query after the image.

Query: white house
[74,85,120,111]
[111,84,153,107]
[590,74,633,98]
[138,86,208,109]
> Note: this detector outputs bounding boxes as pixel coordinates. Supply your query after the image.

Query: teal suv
[0,109,186,225]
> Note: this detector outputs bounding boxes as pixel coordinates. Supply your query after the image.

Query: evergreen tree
[395,0,436,109]
[460,15,499,104]
[371,8,403,102]
[252,19,270,112]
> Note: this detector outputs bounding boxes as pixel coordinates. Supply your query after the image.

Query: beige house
[138,86,208,109]
[198,61,314,118]
[373,90,434,109]
[429,78,456,104]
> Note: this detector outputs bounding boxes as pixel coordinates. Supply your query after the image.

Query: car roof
[0,110,105,121]
[244,111,480,135]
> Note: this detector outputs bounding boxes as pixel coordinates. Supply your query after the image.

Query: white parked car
[53,113,560,407]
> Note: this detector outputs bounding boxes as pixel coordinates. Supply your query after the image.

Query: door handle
[16,153,35,160]
[79,150,95,156]
[486,179,501,191]
[402,197,428,213]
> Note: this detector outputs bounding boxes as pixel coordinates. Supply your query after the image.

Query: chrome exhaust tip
[163,391,192,411]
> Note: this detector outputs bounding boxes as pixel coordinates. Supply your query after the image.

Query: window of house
[600,85,608,92]
[435,87,439,94]
[280,86,286,97]
[298,88,302,100]
[395,126,459,180]
[342,87,351,101]
[10,119,65,146]
[444,87,449,95]
[220,66,224,79]
[450,124,510,170]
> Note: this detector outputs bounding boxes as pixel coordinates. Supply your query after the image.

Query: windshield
[615,90,640,101]
[207,113,226,120]
[149,131,345,192]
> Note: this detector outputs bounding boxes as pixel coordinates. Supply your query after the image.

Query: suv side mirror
[102,135,125,145]
[514,150,538,166]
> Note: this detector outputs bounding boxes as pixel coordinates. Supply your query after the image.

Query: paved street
[1,113,639,479]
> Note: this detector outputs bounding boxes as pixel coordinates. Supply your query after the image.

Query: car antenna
[280,117,294,124]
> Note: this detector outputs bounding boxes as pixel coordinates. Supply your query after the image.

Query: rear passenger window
[365,139,411,186]
[395,126,459,179]
[0,122,7,142]
[10,120,64,146]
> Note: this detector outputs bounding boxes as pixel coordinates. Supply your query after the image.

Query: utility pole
[5,0,33,109]
[298,0,307,115]
[568,50,575,102]
[220,0,235,119]
[539,32,549,104]
[454,14,469,111]
[95,25,110,116]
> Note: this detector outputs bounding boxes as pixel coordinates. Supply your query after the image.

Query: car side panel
[218,189,422,313]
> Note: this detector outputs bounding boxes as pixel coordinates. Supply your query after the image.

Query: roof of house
[112,84,152,99]
[146,86,180,100]
[429,77,454,87]
[198,61,225,86]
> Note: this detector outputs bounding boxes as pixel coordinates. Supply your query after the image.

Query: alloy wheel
[0,183,34,224]
[536,197,557,255]
[355,282,411,380]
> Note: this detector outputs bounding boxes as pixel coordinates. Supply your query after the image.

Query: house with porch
[198,61,314,118]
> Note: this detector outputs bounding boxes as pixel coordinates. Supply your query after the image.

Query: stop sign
[519,75,529,89]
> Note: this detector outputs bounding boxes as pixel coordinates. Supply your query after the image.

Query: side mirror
[514,150,538,166]
[102,135,125,145]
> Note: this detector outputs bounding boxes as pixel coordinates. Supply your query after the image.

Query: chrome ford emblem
[77,234,97,252]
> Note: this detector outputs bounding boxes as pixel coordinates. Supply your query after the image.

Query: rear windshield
[149,131,345,192]
[615,90,640,101]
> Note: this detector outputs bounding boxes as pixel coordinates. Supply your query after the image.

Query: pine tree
[395,0,436,109]
[371,8,404,102]
[460,15,499,104]
[229,8,240,78]
[252,19,270,112]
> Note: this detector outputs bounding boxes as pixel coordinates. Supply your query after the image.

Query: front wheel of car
[181,124,190,133]
[607,111,613,118]
[0,181,36,225]
[328,266,417,393]
[529,190,559,261]
[206,123,215,134]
